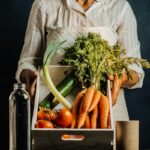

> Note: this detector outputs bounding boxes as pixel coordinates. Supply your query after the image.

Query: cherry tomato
[37,108,51,121]
[54,108,73,128]
[35,120,54,128]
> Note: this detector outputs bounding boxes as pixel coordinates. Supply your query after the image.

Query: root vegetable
[99,95,110,128]
[84,114,90,128]
[71,90,85,128]
[77,86,95,128]
[91,105,98,128]
[88,90,101,112]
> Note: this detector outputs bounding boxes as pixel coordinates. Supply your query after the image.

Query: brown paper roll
[116,121,139,150]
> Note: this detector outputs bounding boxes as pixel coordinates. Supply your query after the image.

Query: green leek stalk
[43,41,72,109]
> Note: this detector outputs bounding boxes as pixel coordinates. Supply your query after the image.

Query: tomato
[37,108,51,121]
[54,108,73,128]
[35,120,54,128]
[49,110,57,121]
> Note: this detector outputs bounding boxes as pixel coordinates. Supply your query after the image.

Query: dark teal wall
[0,0,150,149]
[125,0,150,149]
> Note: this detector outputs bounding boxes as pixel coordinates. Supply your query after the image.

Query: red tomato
[49,110,57,121]
[54,108,73,128]
[35,120,54,128]
[37,109,51,121]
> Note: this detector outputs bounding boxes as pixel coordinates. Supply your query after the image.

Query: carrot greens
[61,32,150,91]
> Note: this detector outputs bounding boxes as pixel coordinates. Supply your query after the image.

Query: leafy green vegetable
[61,32,150,90]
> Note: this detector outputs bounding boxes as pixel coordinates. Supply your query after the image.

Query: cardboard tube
[116,121,139,150]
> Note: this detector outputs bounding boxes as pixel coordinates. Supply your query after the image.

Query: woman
[16,0,144,121]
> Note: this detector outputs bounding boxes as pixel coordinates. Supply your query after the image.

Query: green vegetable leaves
[61,32,150,90]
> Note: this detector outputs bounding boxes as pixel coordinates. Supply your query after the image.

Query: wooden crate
[31,66,114,150]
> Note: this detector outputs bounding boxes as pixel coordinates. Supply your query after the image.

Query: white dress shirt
[16,0,144,89]
[15,0,146,124]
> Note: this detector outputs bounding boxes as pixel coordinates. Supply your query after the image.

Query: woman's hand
[109,70,139,106]
[20,69,38,102]
[121,70,140,88]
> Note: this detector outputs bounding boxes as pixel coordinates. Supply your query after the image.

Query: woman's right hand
[20,69,38,101]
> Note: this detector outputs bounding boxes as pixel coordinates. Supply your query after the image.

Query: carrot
[84,113,90,128]
[108,74,114,81]
[78,86,95,128]
[111,75,122,106]
[71,90,85,128]
[91,105,98,128]
[99,95,110,128]
[77,113,87,128]
[107,112,111,129]
[79,86,95,114]
[88,90,101,112]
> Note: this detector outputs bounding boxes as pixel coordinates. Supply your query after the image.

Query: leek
[43,41,72,109]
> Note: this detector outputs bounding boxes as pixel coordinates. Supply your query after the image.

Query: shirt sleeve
[15,0,46,82]
[117,1,144,89]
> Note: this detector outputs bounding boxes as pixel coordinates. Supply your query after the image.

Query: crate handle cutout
[61,134,85,141]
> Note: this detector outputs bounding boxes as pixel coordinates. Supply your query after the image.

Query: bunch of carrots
[60,33,115,129]
[60,32,150,129]
[71,86,110,129]
[42,32,150,129]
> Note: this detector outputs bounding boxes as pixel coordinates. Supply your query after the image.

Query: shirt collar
[65,0,102,14]
[66,0,85,13]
